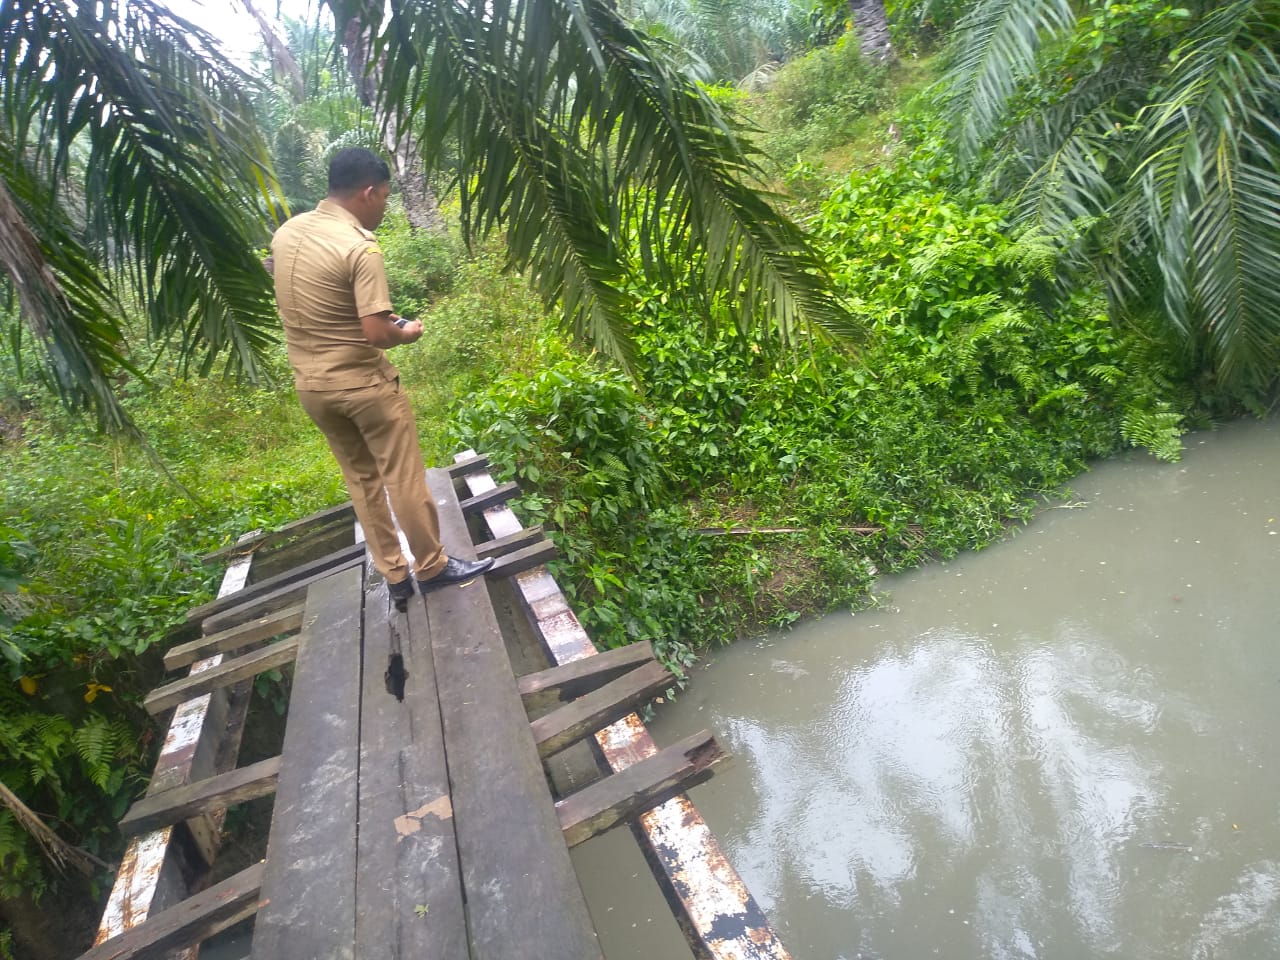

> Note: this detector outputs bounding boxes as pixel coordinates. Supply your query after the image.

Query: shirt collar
[316,197,365,231]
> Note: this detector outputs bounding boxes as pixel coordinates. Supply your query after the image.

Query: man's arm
[360,311,424,349]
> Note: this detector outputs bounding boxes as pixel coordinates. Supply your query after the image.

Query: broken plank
[485,537,557,579]
[119,757,281,839]
[557,731,726,848]
[354,568,466,960]
[252,566,364,960]
[201,502,354,562]
[186,541,365,623]
[474,523,545,560]
[145,638,300,717]
[531,659,673,759]
[517,641,655,714]
[423,467,600,960]
[164,604,304,671]
[457,479,518,515]
[77,861,264,960]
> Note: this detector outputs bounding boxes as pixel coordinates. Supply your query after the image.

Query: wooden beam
[531,660,673,759]
[201,502,354,562]
[164,604,304,672]
[77,861,264,960]
[485,538,557,579]
[474,523,545,560]
[457,480,518,515]
[423,467,600,960]
[185,541,365,623]
[118,757,281,839]
[252,566,364,960]
[454,450,792,960]
[517,641,655,714]
[145,638,300,716]
[557,730,727,848]
[443,453,489,477]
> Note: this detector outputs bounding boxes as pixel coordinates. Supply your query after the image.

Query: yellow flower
[18,676,37,696]
[84,682,113,704]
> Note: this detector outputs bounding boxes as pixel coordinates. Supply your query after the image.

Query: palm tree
[938,0,1280,396]
[0,0,281,433]
[1,0,855,431]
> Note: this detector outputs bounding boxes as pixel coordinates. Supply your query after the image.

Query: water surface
[573,418,1280,959]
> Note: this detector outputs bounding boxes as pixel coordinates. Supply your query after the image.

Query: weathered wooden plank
[96,539,258,953]
[118,757,281,838]
[456,480,519,515]
[78,861,264,960]
[201,502,354,562]
[531,660,673,759]
[252,565,364,960]
[186,541,366,623]
[424,467,600,960]
[517,641,655,713]
[557,731,726,848]
[145,637,300,716]
[454,452,791,960]
[484,538,557,579]
[354,567,467,960]
[474,523,545,560]
[443,453,489,477]
[164,604,304,671]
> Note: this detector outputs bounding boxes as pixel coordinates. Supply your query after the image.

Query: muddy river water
[571,417,1280,959]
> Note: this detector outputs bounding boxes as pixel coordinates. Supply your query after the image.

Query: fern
[1121,403,1184,461]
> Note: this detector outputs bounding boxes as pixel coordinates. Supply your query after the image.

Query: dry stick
[0,781,110,876]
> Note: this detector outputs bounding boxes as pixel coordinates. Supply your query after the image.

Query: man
[271,147,493,606]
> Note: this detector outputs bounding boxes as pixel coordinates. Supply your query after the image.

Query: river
[571,417,1280,960]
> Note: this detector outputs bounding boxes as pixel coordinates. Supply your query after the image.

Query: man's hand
[361,311,423,348]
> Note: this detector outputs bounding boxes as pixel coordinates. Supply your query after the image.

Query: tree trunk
[847,0,894,63]
[341,16,446,234]
[240,0,305,102]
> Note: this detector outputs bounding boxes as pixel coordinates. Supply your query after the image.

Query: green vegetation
[1,1,1276,951]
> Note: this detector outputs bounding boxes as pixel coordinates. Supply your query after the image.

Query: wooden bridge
[80,453,792,960]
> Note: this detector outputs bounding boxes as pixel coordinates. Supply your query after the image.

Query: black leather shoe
[417,555,495,594]
[388,576,416,611]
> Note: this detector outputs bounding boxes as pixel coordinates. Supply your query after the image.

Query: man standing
[271,147,493,606]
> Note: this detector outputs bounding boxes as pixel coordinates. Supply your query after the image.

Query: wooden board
[423,467,601,960]
[474,524,545,560]
[485,538,558,579]
[144,637,300,716]
[201,502,354,562]
[531,660,673,759]
[251,566,364,960]
[557,731,726,848]
[164,604,304,671]
[78,862,264,960]
[456,480,518,515]
[354,573,467,959]
[517,641,655,714]
[185,542,365,623]
[118,756,281,838]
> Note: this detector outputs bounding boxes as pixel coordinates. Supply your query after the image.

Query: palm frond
[940,0,1076,158]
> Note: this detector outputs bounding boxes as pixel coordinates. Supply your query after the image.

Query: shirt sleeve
[349,241,394,318]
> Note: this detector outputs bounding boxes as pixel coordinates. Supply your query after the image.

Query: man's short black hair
[328,147,391,194]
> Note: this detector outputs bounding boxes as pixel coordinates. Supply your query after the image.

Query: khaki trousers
[297,378,447,585]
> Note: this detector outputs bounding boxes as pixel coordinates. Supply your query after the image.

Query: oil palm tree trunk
[848,0,894,62]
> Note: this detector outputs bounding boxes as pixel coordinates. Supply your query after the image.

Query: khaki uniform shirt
[271,199,397,390]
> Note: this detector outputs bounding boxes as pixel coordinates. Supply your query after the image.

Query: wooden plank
[517,641,655,713]
[474,523,545,560]
[443,453,489,476]
[78,861,264,960]
[454,451,792,960]
[186,541,366,623]
[354,564,467,960]
[484,538,557,579]
[164,604,304,671]
[423,467,600,960]
[201,502,354,562]
[252,565,364,960]
[531,660,673,759]
[557,731,726,848]
[118,757,281,838]
[145,637,300,716]
[456,480,518,515]
[96,537,258,952]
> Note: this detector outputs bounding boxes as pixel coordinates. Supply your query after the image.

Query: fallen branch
[0,780,110,876]
[696,525,883,536]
